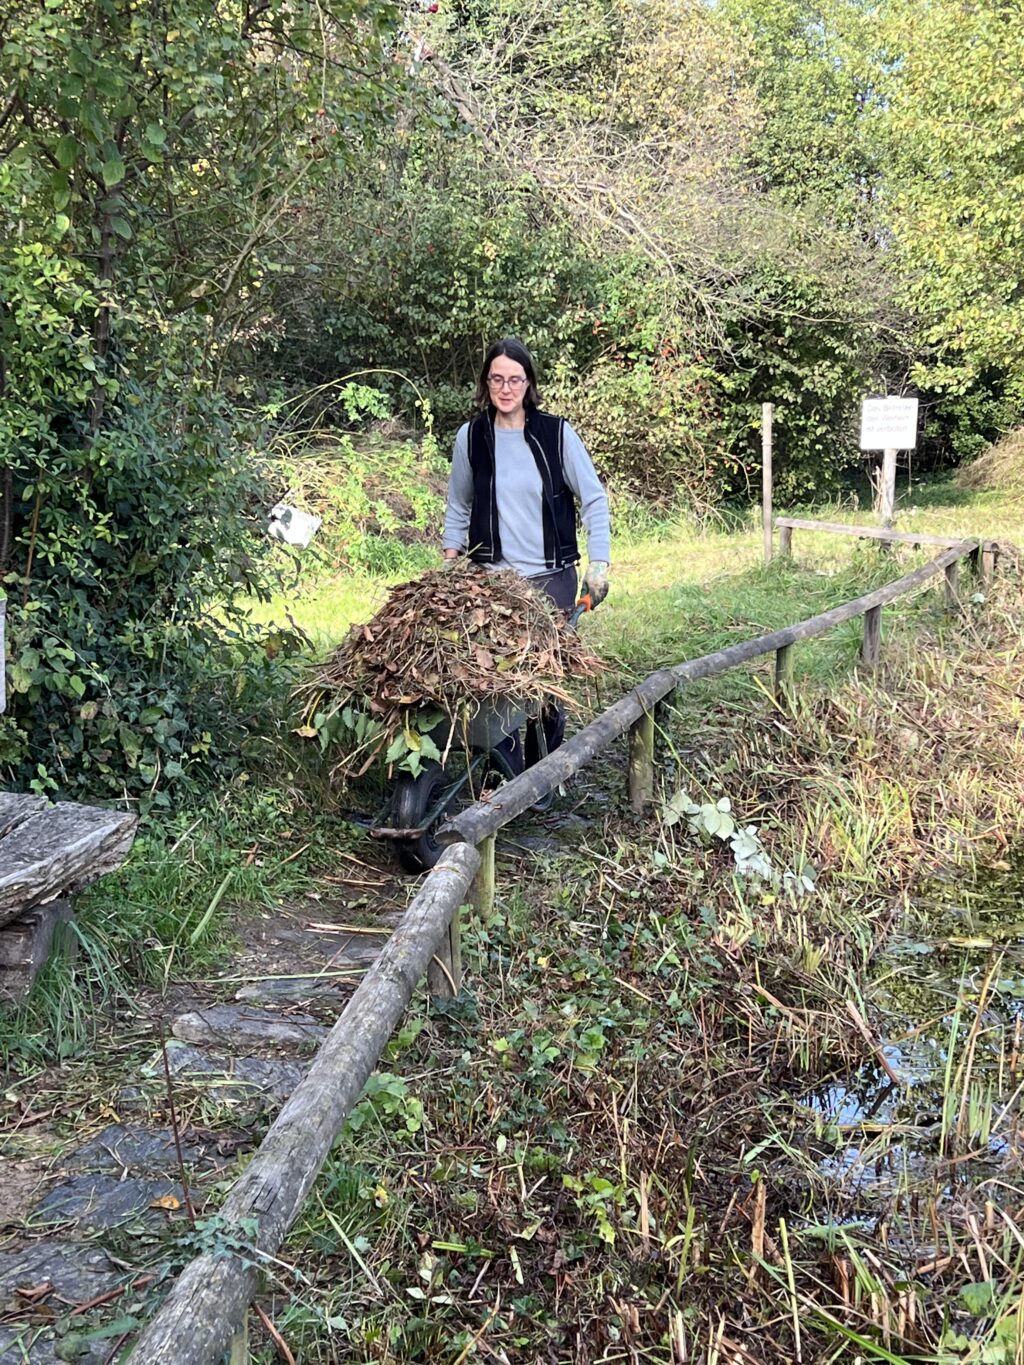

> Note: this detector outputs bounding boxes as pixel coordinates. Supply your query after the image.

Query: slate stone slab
[171,1004,327,1050]
[140,1044,305,1108]
[235,976,354,1005]
[0,1241,119,1308]
[0,1242,122,1360]
[31,1173,181,1231]
[65,1124,235,1177]
[0,794,47,841]
[0,804,137,928]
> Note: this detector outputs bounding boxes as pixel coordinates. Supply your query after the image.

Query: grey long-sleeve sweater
[442,420,611,577]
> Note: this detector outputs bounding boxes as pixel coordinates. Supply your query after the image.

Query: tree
[877,0,1024,405]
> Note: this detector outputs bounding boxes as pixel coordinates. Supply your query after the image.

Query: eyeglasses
[487,374,527,391]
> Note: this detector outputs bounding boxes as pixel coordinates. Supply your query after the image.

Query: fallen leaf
[150,1194,182,1211]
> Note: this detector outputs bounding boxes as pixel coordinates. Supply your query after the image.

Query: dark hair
[473,337,541,411]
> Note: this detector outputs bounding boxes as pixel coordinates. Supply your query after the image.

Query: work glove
[581,560,609,608]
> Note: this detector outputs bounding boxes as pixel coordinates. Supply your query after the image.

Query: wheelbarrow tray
[430,696,529,753]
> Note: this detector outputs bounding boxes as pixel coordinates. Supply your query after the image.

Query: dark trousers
[497,566,577,774]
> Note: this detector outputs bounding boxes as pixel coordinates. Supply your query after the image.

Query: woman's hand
[581,560,609,606]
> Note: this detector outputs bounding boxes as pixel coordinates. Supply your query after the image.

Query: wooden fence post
[228,1320,248,1364]
[879,447,897,528]
[471,834,495,922]
[762,403,774,564]
[981,544,996,585]
[628,707,656,812]
[428,907,462,999]
[774,644,795,706]
[861,605,882,669]
[778,523,793,558]
[945,559,960,612]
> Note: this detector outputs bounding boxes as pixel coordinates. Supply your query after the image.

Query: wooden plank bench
[0,793,137,1003]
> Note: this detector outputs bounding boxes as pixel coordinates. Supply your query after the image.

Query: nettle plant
[661,790,817,896]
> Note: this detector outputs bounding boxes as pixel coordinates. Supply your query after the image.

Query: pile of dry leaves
[298,560,603,779]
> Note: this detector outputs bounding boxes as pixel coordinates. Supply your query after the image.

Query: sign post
[761,402,773,563]
[859,398,919,530]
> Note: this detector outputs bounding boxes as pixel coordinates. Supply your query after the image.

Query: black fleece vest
[466,409,580,571]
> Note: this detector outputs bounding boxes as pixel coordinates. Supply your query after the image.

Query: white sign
[860,397,919,451]
[267,502,322,548]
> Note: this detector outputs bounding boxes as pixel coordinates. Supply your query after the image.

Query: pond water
[804,853,1024,1212]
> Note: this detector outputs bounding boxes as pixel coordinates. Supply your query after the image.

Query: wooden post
[945,559,960,612]
[879,447,897,528]
[470,834,495,922]
[228,1321,248,1364]
[774,644,794,706]
[628,707,656,812]
[860,605,881,669]
[428,907,462,999]
[778,523,793,558]
[981,544,996,585]
[762,403,774,564]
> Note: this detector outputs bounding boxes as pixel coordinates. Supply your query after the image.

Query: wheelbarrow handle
[568,593,593,629]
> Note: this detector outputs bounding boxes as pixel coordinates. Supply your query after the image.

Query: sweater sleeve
[561,422,611,563]
[442,423,473,552]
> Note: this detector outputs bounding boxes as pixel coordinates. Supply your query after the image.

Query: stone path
[0,810,588,1361]
[0,853,408,1362]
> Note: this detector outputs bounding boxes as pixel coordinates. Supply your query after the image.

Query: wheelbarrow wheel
[393,760,448,873]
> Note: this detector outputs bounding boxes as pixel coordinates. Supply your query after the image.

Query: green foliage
[345,1072,427,1138]
[720,0,880,216]
[878,0,1024,399]
[0,0,405,801]
[274,432,446,579]
[269,155,601,411]
[718,257,878,501]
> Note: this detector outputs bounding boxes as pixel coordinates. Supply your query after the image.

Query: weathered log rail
[774,516,998,583]
[129,844,480,1364]
[130,535,988,1362]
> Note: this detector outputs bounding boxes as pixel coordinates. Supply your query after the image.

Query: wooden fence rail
[129,843,480,1365]
[775,516,998,583]
[440,540,978,845]
[129,534,985,1361]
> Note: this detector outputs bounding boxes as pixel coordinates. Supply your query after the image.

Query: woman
[442,337,611,610]
[442,337,611,765]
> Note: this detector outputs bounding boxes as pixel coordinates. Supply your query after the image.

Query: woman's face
[486,355,529,422]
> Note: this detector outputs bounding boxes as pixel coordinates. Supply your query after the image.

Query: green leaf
[52,171,71,211]
[101,154,125,189]
[55,213,71,235]
[55,134,79,169]
[68,675,86,698]
[145,121,167,145]
[385,735,408,764]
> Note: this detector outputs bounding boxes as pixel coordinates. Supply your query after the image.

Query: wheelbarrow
[371,595,594,873]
